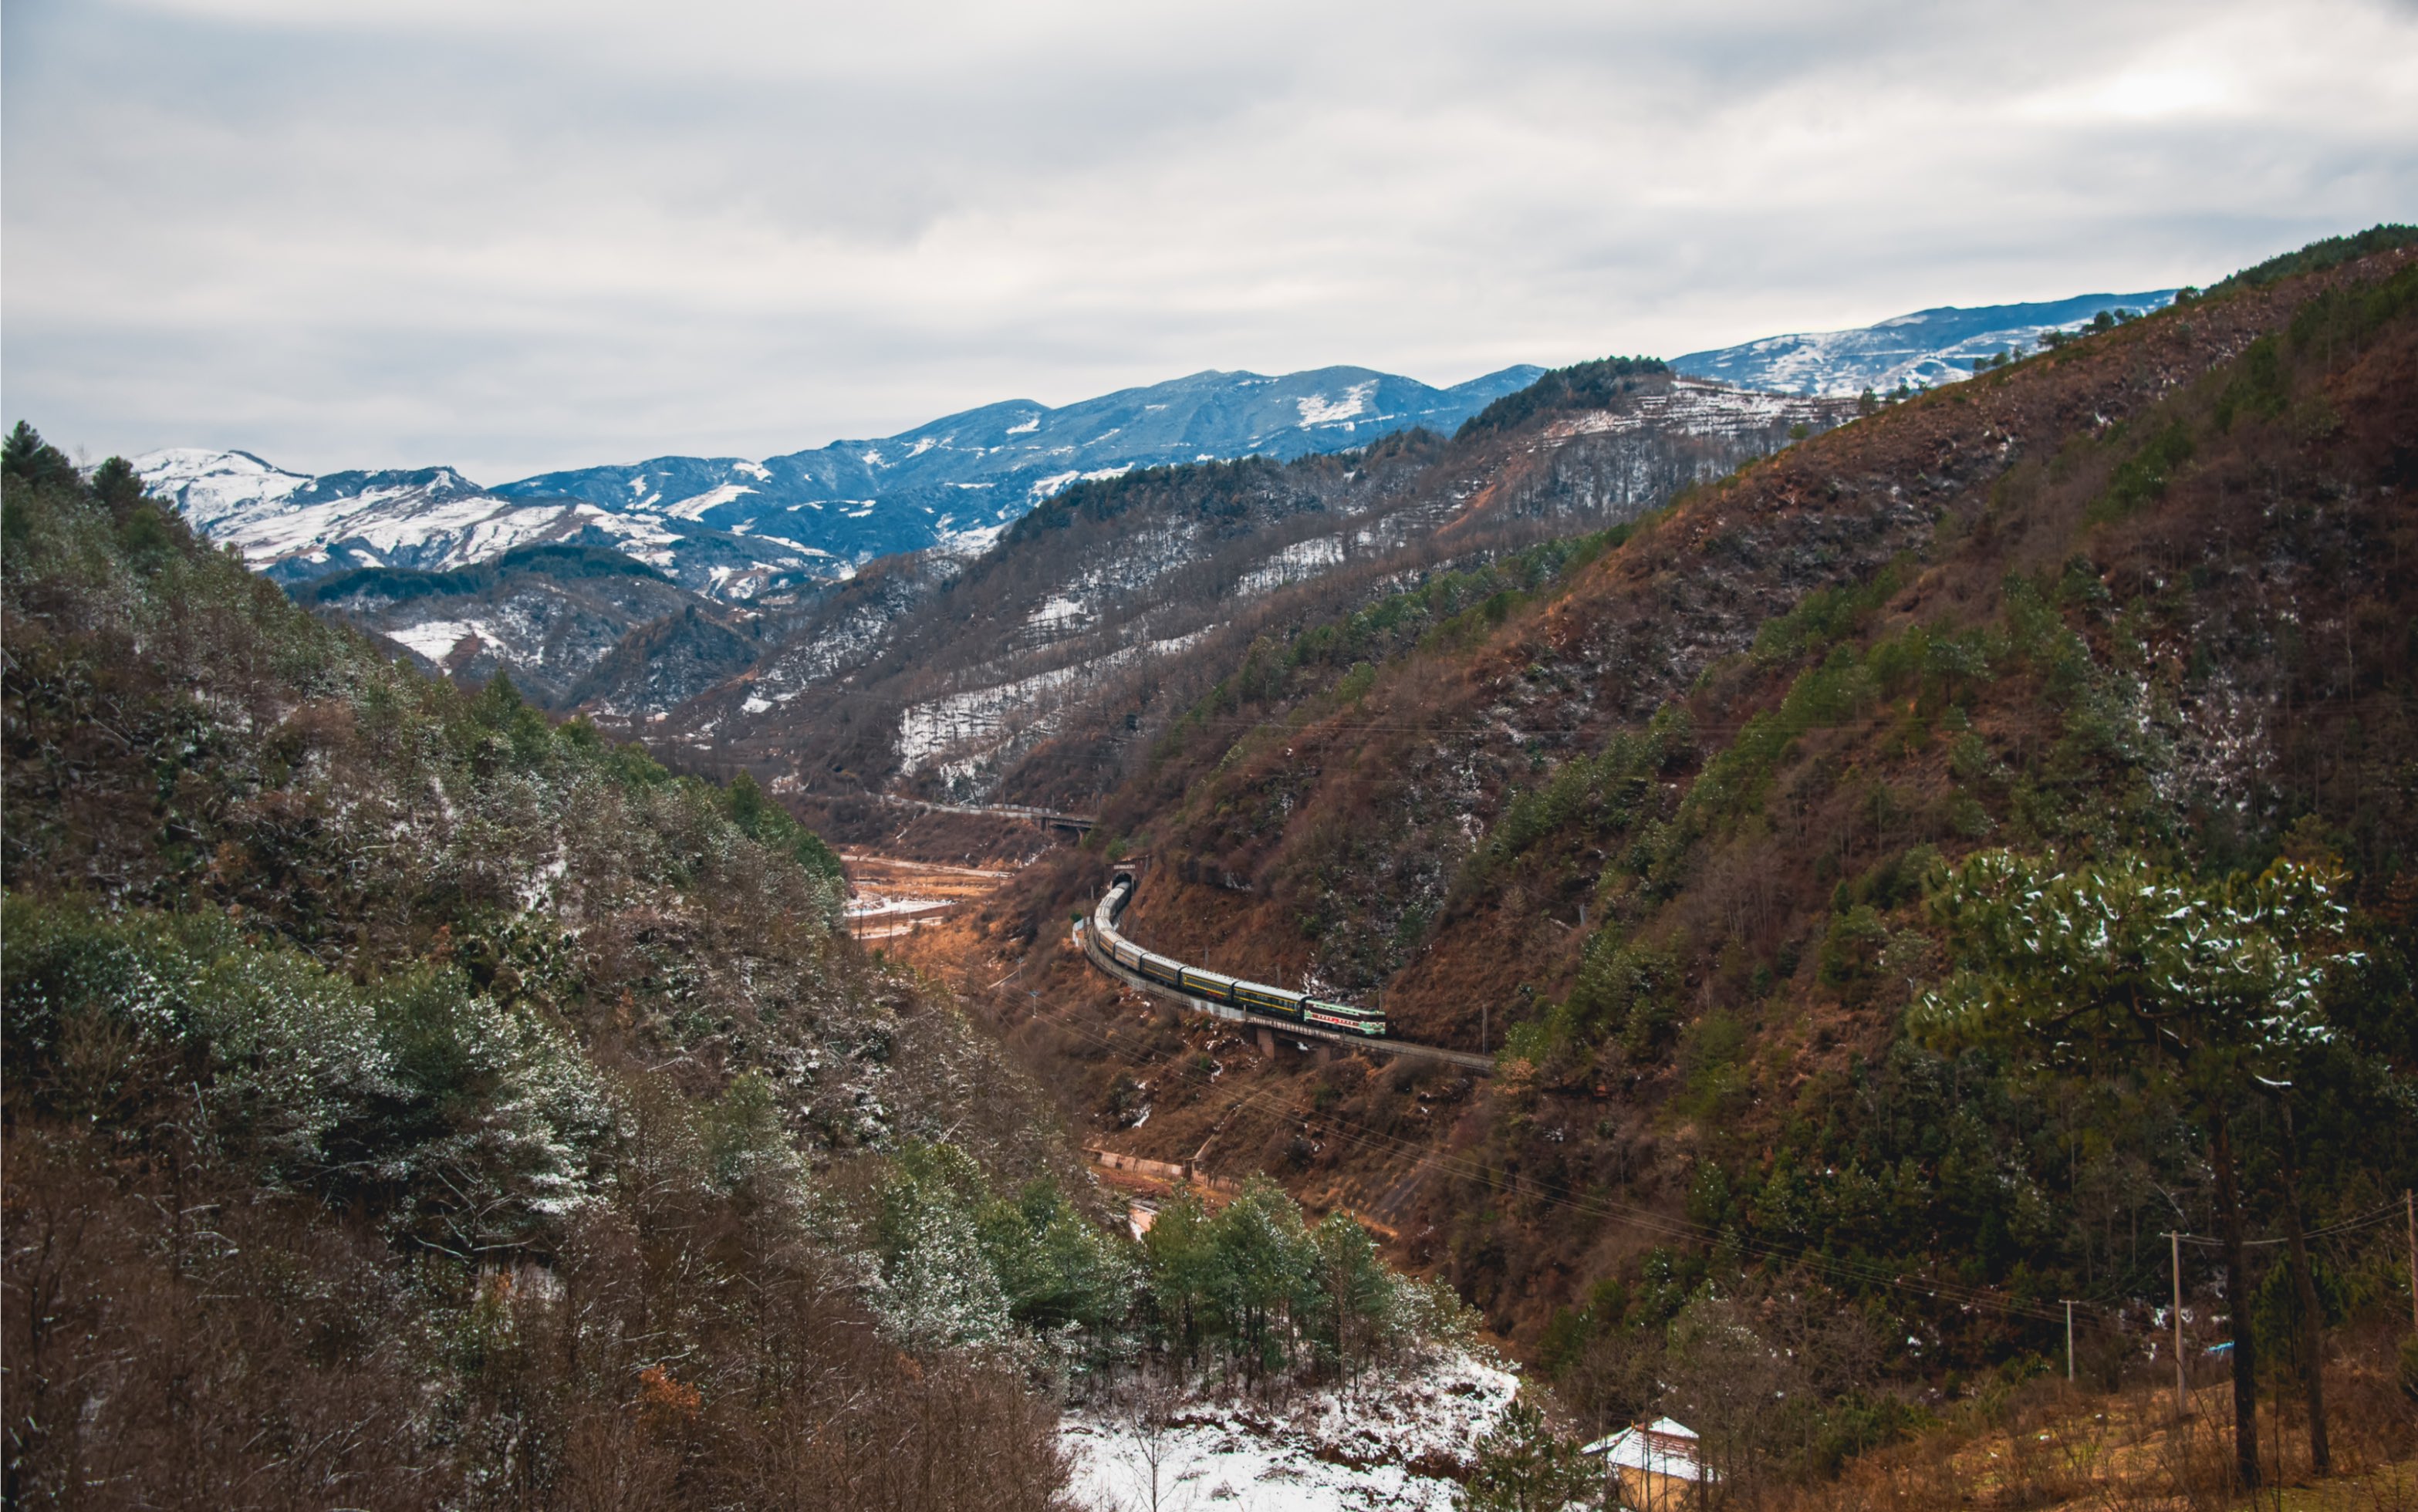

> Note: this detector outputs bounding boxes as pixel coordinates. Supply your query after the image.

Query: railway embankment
[1076,914,1495,1074]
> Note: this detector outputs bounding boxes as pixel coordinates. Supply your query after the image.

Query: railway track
[1077,876,1494,1075]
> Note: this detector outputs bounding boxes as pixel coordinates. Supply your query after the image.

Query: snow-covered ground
[1059,1349,1519,1512]
[1545,378,1829,444]
[1673,289,2179,397]
[1235,535,1349,598]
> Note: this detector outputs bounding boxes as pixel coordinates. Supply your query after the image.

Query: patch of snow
[1296,380,1377,427]
[1236,535,1347,597]
[387,619,485,663]
[133,448,312,529]
[664,481,757,521]
[1059,1348,1518,1512]
[732,460,772,481]
[1006,414,1042,435]
[937,521,1008,557]
[1545,379,1832,445]
[1029,594,1089,630]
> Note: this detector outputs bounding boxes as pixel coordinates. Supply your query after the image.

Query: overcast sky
[5,0,2413,481]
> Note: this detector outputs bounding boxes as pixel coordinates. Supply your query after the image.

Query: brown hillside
[941,243,2418,1385]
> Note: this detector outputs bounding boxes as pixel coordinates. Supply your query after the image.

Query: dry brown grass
[1750,1329,2418,1512]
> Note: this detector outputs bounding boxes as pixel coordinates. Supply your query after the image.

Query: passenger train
[1085,872,1387,1037]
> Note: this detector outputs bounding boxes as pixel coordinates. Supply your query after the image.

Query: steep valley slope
[714,370,1852,839]
[940,238,2418,1426]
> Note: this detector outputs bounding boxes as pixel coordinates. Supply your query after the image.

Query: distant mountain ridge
[137,288,2186,606]
[139,364,1546,599]
[498,364,1548,553]
[1674,289,2179,396]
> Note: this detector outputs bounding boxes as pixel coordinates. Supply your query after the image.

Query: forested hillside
[724,364,1849,844]
[1,426,1515,1508]
[0,427,1085,1504]
[961,234,2418,1497]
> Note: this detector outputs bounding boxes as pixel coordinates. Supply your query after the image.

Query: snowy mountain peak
[133,447,315,529]
[1674,289,2180,397]
[139,289,2166,608]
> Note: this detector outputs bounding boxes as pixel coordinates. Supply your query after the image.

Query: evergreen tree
[2,420,76,488]
[1918,852,2360,1489]
[1457,1399,1593,1512]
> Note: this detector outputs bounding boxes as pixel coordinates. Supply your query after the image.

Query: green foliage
[724,769,846,883]
[2,429,849,942]
[1182,521,1646,751]
[2,896,608,1239]
[1917,851,2359,1087]
[2087,420,2194,522]
[866,1141,1137,1359]
[1818,904,1889,995]
[291,542,675,609]
[1752,562,1908,668]
[702,1070,799,1196]
[873,1146,1018,1352]
[1457,355,1671,439]
[981,1178,1137,1335]
[1565,935,1681,1055]
[3,420,79,490]
[0,423,1180,1506]
[1456,1399,1593,1512]
[1136,1176,1430,1383]
[2206,222,2418,296]
[1683,643,1879,826]
[1478,704,1689,879]
[2248,1250,2347,1362]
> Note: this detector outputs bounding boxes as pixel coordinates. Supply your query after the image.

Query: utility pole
[2064,1300,2075,1383]
[2170,1232,2187,1416]
[2407,1190,2416,1333]
[1481,1002,1488,1056]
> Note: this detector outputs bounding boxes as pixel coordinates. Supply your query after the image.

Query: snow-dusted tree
[978,1177,1136,1344]
[1202,1178,1319,1382]
[1457,1399,1593,1512]
[875,1174,1011,1353]
[1307,1210,1393,1392]
[1917,852,2359,1490]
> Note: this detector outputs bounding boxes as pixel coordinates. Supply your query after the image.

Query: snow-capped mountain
[140,365,1543,599]
[137,449,846,602]
[139,289,2195,601]
[491,364,1547,560]
[1673,289,2179,397]
[663,370,1854,802]
[138,447,613,585]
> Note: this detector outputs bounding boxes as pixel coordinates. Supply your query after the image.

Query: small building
[1582,1417,1717,1511]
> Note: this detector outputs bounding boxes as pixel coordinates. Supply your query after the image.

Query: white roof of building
[1582,1419,1717,1483]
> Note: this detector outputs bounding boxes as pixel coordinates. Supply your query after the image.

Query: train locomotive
[1086,872,1386,1038]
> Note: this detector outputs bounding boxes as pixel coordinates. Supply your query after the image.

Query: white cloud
[5,0,2413,480]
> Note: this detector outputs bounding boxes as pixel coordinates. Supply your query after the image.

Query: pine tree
[1918,852,2359,1490]
[1458,1400,1593,1512]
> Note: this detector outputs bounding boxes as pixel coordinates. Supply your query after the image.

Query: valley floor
[1059,1348,1520,1512]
